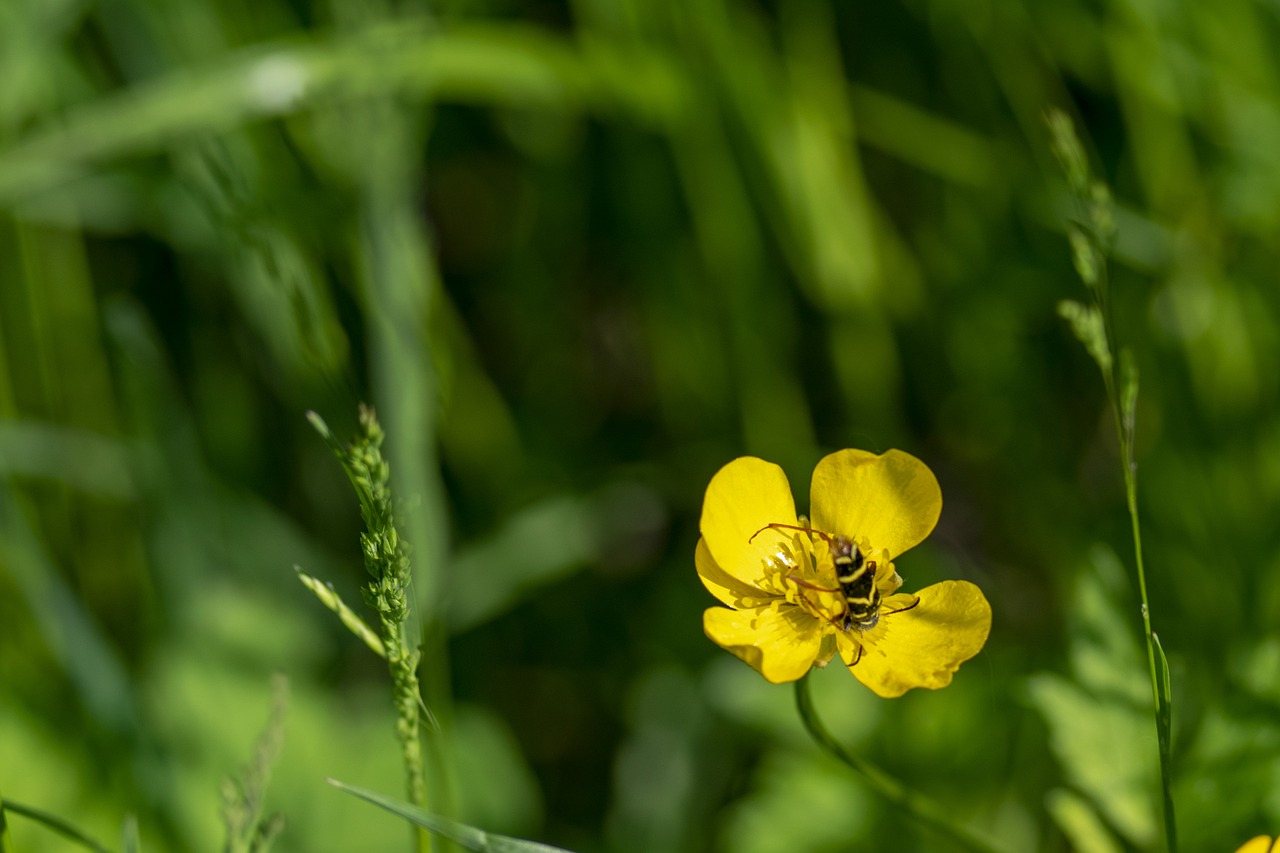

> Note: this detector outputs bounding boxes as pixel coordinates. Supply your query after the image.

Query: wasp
[749,522,918,636]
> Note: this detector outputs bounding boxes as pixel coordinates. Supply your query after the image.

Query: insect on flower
[747,522,921,634]
[696,449,991,696]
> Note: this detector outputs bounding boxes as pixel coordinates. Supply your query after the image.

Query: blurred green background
[2,0,1280,851]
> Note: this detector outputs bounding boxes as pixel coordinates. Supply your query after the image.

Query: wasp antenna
[747,522,837,546]
[786,572,841,594]
[748,522,812,543]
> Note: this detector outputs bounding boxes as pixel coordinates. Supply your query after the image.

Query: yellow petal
[809,449,941,560]
[1235,837,1277,853]
[835,630,864,664]
[695,537,773,608]
[700,457,800,588]
[704,604,823,684]
[846,580,991,698]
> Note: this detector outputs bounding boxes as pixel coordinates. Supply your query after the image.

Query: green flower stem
[794,674,1002,853]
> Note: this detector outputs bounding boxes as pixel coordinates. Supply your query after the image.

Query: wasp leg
[786,572,841,594]
[882,595,920,616]
[795,590,846,630]
[845,642,864,667]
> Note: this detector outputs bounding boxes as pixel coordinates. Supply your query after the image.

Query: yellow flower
[1236,837,1280,853]
[696,449,991,697]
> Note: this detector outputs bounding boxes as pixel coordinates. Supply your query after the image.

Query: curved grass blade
[1,801,112,853]
[0,23,683,206]
[327,780,574,853]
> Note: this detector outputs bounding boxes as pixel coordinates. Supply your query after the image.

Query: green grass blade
[2,801,111,853]
[326,780,574,853]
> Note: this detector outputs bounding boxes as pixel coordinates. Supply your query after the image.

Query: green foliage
[3,0,1280,850]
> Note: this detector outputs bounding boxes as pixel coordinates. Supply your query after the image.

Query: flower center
[755,522,884,632]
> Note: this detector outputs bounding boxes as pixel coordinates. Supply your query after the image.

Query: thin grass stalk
[313,408,431,853]
[1048,108,1177,853]
[1106,353,1176,853]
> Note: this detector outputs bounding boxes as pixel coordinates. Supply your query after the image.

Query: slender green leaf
[0,22,684,206]
[327,780,575,853]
